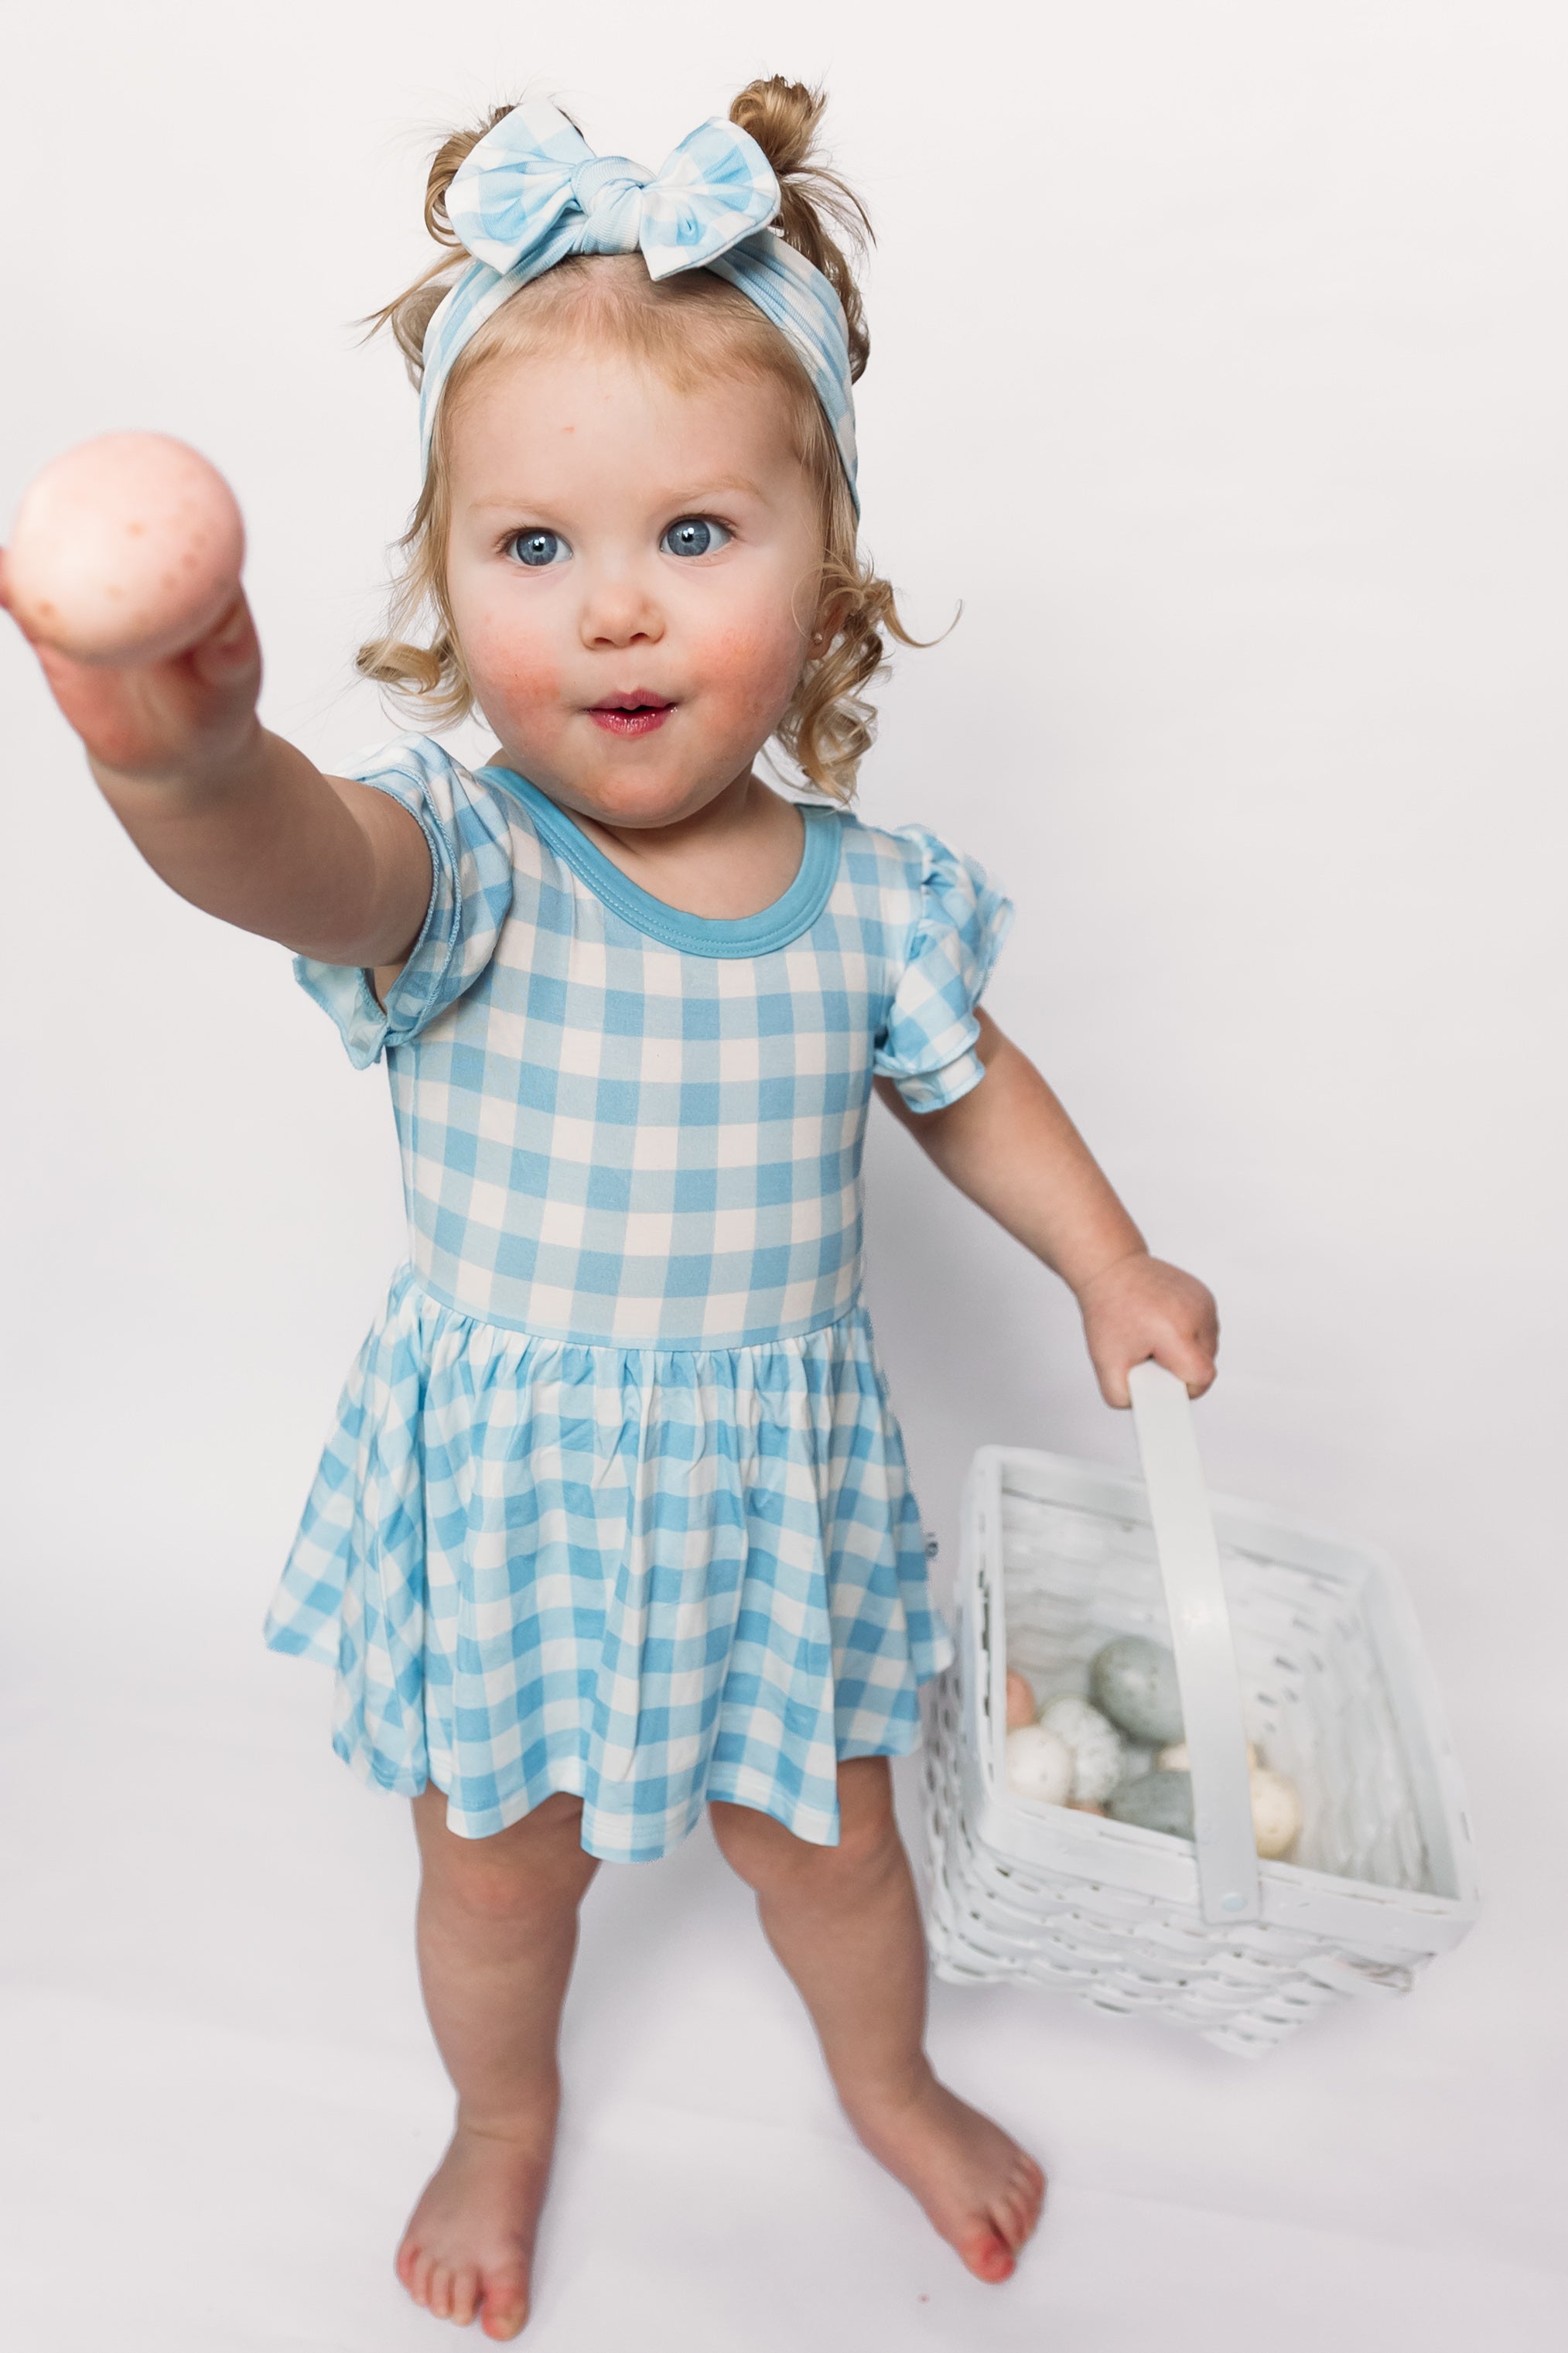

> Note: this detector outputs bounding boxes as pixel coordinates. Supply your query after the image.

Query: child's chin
[572,751,748,826]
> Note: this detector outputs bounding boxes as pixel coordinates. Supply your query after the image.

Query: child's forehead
[447,342,802,488]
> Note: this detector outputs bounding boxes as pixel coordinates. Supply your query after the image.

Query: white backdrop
[2,5,1566,2348]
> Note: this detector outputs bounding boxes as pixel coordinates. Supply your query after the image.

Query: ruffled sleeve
[293,736,515,1069]
[873,827,1013,1113]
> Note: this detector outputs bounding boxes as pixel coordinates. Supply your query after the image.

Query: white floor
[2,1554,1564,2353]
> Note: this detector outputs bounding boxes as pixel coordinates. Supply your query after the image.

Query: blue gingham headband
[418,101,859,506]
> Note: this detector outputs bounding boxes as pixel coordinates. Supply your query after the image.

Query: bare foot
[395,2111,556,2340]
[842,2071,1046,2283]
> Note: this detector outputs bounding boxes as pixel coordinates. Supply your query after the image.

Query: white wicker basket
[921,1365,1479,2056]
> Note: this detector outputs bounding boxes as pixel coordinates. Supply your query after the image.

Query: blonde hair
[358,77,917,802]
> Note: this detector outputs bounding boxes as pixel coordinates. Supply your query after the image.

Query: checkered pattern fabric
[265,737,1011,1855]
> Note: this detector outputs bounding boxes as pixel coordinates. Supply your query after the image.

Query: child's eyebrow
[664,477,767,505]
[470,477,768,514]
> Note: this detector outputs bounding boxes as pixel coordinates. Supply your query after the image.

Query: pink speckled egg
[6,433,244,665]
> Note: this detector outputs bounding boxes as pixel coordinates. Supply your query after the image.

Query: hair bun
[729,74,828,180]
[729,77,870,383]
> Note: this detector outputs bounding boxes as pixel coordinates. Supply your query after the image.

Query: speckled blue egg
[1089,1635,1184,1746]
[1106,1769,1195,1838]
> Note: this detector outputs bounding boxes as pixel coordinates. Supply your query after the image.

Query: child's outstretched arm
[875,1009,1218,1406]
[0,560,429,973]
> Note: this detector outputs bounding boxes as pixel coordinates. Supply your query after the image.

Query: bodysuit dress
[263,735,1012,1861]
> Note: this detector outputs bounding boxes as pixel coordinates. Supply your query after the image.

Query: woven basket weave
[921,1373,1478,2057]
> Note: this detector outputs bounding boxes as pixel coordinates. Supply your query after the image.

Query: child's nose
[578,564,664,652]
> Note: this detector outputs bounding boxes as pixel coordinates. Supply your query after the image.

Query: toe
[450,2265,481,2326]
[409,2249,437,2309]
[1002,2201,1037,2251]
[958,2226,1016,2284]
[481,2264,531,2340]
[429,2262,455,2320]
[1001,2165,1046,2245]
[395,2236,421,2292]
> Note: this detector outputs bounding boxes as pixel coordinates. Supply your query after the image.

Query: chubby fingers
[1095,1333,1216,1410]
[186,590,260,682]
[1150,1322,1220,1400]
[1081,1257,1220,1407]
[15,582,264,782]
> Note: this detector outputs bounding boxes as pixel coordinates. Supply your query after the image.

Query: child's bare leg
[398,1785,600,2341]
[709,1759,1044,2283]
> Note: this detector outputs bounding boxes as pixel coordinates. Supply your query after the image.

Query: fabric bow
[417,100,859,503]
[445,101,781,282]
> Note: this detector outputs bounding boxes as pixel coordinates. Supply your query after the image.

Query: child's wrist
[1068,1239,1150,1307]
[91,713,268,803]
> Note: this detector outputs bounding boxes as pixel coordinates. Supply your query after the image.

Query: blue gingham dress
[264,737,1011,1860]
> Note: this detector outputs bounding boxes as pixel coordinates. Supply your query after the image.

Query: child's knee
[711,1760,899,1892]
[416,1789,596,1920]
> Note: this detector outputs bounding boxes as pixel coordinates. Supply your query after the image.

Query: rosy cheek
[705,621,805,717]
[463,612,562,717]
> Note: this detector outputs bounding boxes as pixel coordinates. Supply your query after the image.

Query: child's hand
[1,433,258,788]
[1,556,263,787]
[1076,1250,1218,1407]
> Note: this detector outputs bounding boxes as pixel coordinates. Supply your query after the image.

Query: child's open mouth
[589,693,675,737]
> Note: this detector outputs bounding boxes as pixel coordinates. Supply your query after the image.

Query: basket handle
[1128,1361,1261,1926]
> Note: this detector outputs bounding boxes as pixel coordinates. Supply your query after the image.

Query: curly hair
[357,76,919,802]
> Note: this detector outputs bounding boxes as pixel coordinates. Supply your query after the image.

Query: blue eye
[661,517,730,559]
[510,528,569,568]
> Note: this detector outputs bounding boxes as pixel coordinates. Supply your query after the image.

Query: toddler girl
[5,77,1217,2341]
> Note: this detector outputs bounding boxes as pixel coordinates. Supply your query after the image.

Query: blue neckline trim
[477,767,842,958]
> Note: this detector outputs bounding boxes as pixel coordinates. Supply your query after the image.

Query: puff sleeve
[293,736,515,1069]
[873,827,1013,1113]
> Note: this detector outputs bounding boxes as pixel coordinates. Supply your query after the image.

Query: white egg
[1005,1724,1074,1807]
[1249,1769,1303,1859]
[6,433,244,665]
[1157,1739,1259,1770]
[1038,1695,1126,1804]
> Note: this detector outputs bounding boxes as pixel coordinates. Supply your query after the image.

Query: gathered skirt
[263,1266,951,1860]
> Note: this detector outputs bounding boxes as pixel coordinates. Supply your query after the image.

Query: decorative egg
[1249,1769,1303,1859]
[1004,1669,1037,1729]
[1105,1765,1303,1858]
[1089,1635,1184,1746]
[1005,1724,1074,1807]
[5,433,244,665]
[1157,1739,1258,1770]
[1038,1695,1126,1804]
[1107,1769,1195,1838]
